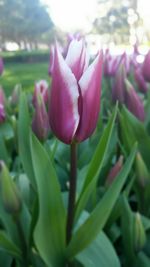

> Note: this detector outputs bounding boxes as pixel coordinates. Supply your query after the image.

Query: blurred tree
[92,0,141,44]
[0,0,53,50]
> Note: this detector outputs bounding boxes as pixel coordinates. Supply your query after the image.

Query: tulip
[32,80,49,107]
[133,212,146,253]
[0,87,5,123]
[134,67,148,94]
[0,57,4,76]
[9,84,22,107]
[32,92,50,141]
[48,41,103,144]
[135,152,150,188]
[105,155,123,186]
[104,50,120,77]
[124,79,145,121]
[112,63,126,103]
[142,50,150,82]
[120,52,130,75]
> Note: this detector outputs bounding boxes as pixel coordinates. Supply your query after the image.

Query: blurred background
[0,0,150,52]
[0,0,150,95]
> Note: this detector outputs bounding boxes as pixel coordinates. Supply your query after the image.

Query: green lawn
[0,61,50,96]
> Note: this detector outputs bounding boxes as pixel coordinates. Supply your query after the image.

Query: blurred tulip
[0,87,5,123]
[0,161,22,214]
[0,57,4,75]
[9,84,22,107]
[142,50,150,82]
[125,79,145,121]
[105,155,123,186]
[104,50,120,77]
[49,41,103,144]
[32,80,49,107]
[32,93,50,141]
[133,212,146,253]
[120,52,130,74]
[134,67,148,94]
[112,64,126,103]
[135,152,150,188]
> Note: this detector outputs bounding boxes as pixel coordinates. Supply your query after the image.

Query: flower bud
[0,58,4,76]
[32,93,50,141]
[134,67,148,94]
[32,80,49,107]
[133,212,146,253]
[0,87,6,124]
[9,84,21,107]
[142,50,150,82]
[0,161,22,214]
[105,155,123,186]
[135,152,150,188]
[124,79,145,121]
[112,64,126,103]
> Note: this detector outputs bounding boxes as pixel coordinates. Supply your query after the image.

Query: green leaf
[120,106,150,168]
[66,145,137,259]
[31,134,66,267]
[0,230,21,258]
[75,105,118,222]
[121,195,136,264]
[18,93,36,188]
[76,231,120,267]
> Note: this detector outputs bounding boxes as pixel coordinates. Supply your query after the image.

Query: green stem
[13,215,29,267]
[66,143,77,245]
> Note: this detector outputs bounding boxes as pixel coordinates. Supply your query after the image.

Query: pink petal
[75,52,103,142]
[49,45,80,144]
[65,40,89,81]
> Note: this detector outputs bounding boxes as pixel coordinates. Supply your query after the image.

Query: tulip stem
[66,143,77,246]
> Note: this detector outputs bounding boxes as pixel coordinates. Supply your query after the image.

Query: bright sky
[42,0,98,31]
[42,0,150,31]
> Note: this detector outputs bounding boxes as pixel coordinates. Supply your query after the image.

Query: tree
[0,0,53,49]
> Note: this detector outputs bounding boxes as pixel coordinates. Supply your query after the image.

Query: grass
[0,61,50,96]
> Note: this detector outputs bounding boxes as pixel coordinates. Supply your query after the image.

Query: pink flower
[0,88,6,124]
[105,156,123,186]
[32,93,50,141]
[32,80,49,107]
[125,79,145,121]
[142,51,150,82]
[134,67,148,94]
[112,64,126,103]
[48,40,103,144]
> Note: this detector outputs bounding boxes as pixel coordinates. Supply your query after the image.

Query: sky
[42,0,98,31]
[42,0,150,32]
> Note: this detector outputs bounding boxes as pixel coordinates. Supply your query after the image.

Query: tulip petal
[65,40,89,81]
[75,52,103,142]
[49,45,79,144]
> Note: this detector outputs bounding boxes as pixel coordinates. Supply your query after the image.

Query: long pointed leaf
[75,105,118,222]
[18,94,36,188]
[31,134,66,267]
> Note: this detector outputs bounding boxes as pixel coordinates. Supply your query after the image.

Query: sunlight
[42,0,97,31]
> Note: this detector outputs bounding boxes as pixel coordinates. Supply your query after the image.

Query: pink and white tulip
[32,80,49,107]
[48,40,103,144]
